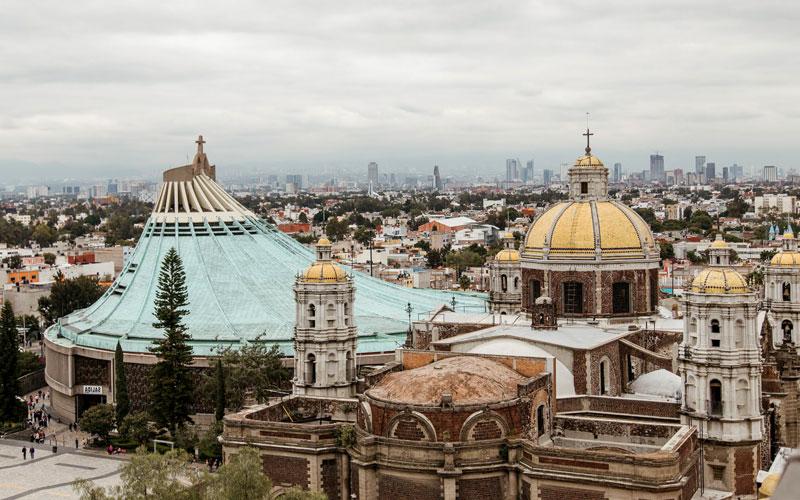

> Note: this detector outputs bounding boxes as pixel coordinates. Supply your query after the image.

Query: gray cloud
[0,0,798,180]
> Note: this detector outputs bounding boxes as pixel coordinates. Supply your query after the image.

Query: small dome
[367,356,524,406]
[771,251,800,267]
[317,237,332,246]
[574,154,605,168]
[495,249,520,263]
[302,262,347,283]
[709,238,729,249]
[524,200,656,260]
[690,268,749,294]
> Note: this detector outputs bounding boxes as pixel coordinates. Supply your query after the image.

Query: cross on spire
[195,135,206,155]
[583,112,593,154]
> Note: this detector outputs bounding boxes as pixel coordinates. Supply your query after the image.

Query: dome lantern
[568,127,609,200]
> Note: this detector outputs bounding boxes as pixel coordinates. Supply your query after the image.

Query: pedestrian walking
[21,447,26,460]
[75,438,79,449]
[29,447,34,459]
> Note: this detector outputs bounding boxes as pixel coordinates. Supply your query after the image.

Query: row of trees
[73,446,326,500]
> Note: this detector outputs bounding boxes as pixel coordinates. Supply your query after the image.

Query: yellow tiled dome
[316,237,332,246]
[709,238,729,249]
[303,262,347,282]
[574,154,605,168]
[523,200,656,260]
[771,251,800,267]
[495,249,520,262]
[690,268,749,294]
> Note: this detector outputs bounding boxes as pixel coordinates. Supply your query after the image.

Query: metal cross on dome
[583,112,593,154]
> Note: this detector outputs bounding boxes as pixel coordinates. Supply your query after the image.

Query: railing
[18,369,46,395]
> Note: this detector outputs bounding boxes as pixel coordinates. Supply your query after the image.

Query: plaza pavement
[0,441,124,499]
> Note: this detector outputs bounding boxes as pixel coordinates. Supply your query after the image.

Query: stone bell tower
[678,238,763,495]
[488,232,522,315]
[293,238,358,398]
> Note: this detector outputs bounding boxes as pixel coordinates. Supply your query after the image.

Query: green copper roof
[47,214,486,356]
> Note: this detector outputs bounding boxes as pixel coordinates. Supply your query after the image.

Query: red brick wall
[457,476,503,500]
[538,484,605,500]
[378,474,440,500]
[734,446,756,495]
[321,458,340,500]
[466,418,503,440]
[350,463,359,500]
[262,454,308,488]
[572,350,588,394]
[599,269,651,315]
[521,268,545,312]
[587,341,621,396]
[390,417,431,441]
[549,271,595,316]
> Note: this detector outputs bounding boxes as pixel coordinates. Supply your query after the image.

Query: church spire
[583,112,593,154]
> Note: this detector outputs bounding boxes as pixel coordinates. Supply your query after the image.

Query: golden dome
[302,262,347,283]
[771,251,800,267]
[690,268,749,294]
[574,154,605,168]
[709,238,729,249]
[317,237,332,246]
[495,249,520,262]
[523,200,656,260]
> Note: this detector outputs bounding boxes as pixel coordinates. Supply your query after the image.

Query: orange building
[7,270,40,284]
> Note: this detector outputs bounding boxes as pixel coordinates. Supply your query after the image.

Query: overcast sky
[0,1,798,181]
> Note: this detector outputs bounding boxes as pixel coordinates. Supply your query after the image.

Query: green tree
[119,411,151,444]
[215,358,225,422]
[149,248,194,433]
[353,227,376,247]
[79,404,116,443]
[209,342,289,411]
[0,301,22,421]
[114,342,130,425]
[43,252,56,265]
[425,248,444,268]
[31,223,57,247]
[38,272,104,326]
[445,248,485,276]
[660,242,675,261]
[459,274,471,290]
[103,214,135,246]
[298,212,309,224]
[3,255,22,270]
[204,447,271,500]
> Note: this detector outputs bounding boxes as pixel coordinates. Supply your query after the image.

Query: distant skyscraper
[433,165,443,191]
[613,163,622,183]
[705,162,716,182]
[107,179,118,195]
[543,169,553,186]
[722,166,729,182]
[695,156,706,174]
[764,165,778,183]
[389,173,397,187]
[649,154,665,183]
[673,168,684,185]
[523,160,534,183]
[367,162,379,188]
[731,164,744,181]
[286,174,303,191]
[505,159,519,182]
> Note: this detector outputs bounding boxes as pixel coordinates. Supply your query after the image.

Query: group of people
[206,457,222,472]
[20,446,36,460]
[26,392,51,444]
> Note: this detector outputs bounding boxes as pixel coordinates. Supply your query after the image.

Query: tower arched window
[513,276,519,290]
[689,318,698,346]
[709,379,723,416]
[536,404,546,437]
[599,360,609,395]
[736,379,749,411]
[346,351,354,381]
[735,319,745,349]
[563,281,583,314]
[612,282,630,314]
[307,304,316,328]
[326,303,335,327]
[782,319,794,343]
[500,274,508,292]
[343,302,350,326]
[684,375,697,412]
[710,319,721,347]
[306,354,317,385]
[530,280,541,305]
[783,282,791,302]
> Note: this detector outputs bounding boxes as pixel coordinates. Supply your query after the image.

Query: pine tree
[215,358,226,423]
[149,247,193,433]
[0,301,21,421]
[114,342,130,425]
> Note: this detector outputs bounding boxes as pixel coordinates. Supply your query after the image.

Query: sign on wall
[83,385,103,394]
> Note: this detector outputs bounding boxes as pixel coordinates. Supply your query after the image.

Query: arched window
[326,303,335,327]
[513,276,519,290]
[307,304,316,328]
[536,405,546,437]
[306,354,317,385]
[599,360,608,395]
[689,318,698,346]
[735,320,745,349]
[530,280,541,305]
[612,282,630,314]
[343,302,350,326]
[715,256,720,265]
[580,182,588,194]
[783,282,792,302]
[346,351,354,381]
[709,379,723,416]
[563,281,583,314]
[500,274,508,292]
[710,319,721,347]
[327,352,338,377]
[684,375,697,412]
[736,379,749,411]
[783,320,794,344]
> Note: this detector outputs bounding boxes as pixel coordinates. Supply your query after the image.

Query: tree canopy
[38,272,104,327]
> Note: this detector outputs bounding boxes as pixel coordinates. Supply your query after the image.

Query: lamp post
[404,302,414,348]
[451,295,457,311]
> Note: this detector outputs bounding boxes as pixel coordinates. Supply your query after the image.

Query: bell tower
[678,240,763,495]
[488,233,522,314]
[293,238,358,398]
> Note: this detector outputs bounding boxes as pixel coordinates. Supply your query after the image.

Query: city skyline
[0,1,798,179]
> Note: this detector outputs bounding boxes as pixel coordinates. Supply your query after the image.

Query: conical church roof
[46,138,485,356]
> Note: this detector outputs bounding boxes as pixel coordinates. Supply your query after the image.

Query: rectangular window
[711,339,721,347]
